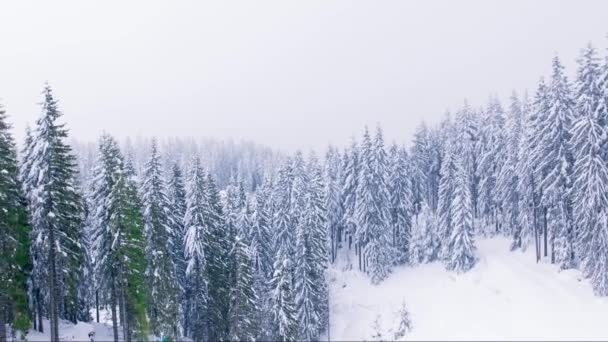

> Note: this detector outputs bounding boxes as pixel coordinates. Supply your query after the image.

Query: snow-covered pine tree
[250,178,274,341]
[437,125,457,261]
[478,96,507,235]
[356,126,393,283]
[409,202,439,264]
[445,156,477,273]
[0,104,31,340]
[167,161,187,334]
[141,139,179,339]
[515,92,537,252]
[497,92,524,246]
[183,157,208,341]
[324,145,343,263]
[534,56,576,268]
[294,152,329,341]
[388,143,413,264]
[410,124,430,218]
[571,44,608,294]
[90,134,148,342]
[456,102,481,220]
[341,140,359,252]
[271,256,298,342]
[228,234,258,341]
[203,173,232,340]
[25,84,85,340]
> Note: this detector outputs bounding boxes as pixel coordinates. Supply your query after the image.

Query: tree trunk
[96,290,100,323]
[48,223,60,342]
[0,296,7,342]
[36,288,44,333]
[110,273,119,342]
[543,207,548,258]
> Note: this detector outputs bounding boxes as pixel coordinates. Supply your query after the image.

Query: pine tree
[324,145,343,263]
[341,140,359,252]
[89,134,148,341]
[167,161,187,335]
[25,84,85,340]
[534,56,575,268]
[228,235,258,341]
[0,104,32,341]
[294,153,328,341]
[388,144,413,264]
[183,157,209,341]
[437,131,457,261]
[515,92,537,252]
[271,257,298,342]
[571,44,608,294]
[409,203,439,264]
[478,96,507,235]
[498,92,524,247]
[141,140,178,339]
[250,178,274,340]
[445,157,477,273]
[356,126,393,283]
[204,174,231,340]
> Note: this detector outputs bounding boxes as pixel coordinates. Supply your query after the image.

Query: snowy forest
[2,39,608,341]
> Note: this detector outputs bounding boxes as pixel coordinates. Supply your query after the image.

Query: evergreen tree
[409,203,440,264]
[141,140,178,339]
[0,104,31,340]
[498,92,524,246]
[388,144,413,264]
[183,157,209,341]
[228,235,258,341]
[534,56,575,268]
[25,85,85,340]
[271,257,298,342]
[341,140,359,252]
[478,96,507,235]
[571,44,608,294]
[356,126,393,283]
[515,92,537,252]
[167,161,187,335]
[437,131,457,260]
[204,174,232,340]
[445,158,477,273]
[90,134,148,341]
[324,145,343,263]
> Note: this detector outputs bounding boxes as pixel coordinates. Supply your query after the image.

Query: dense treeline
[1,40,608,341]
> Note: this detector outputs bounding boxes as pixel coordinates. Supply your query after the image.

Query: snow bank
[327,237,608,341]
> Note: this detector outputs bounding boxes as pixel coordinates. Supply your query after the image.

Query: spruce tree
[228,235,258,341]
[141,140,178,339]
[25,84,85,340]
[534,56,575,268]
[445,158,477,273]
[204,173,231,340]
[167,161,187,334]
[183,157,209,341]
[90,134,148,341]
[356,126,393,283]
[571,44,608,294]
[388,144,413,264]
[0,104,31,341]
[498,92,524,246]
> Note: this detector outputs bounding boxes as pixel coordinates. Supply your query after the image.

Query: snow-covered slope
[327,237,608,341]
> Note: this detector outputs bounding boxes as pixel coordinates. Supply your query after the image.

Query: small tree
[393,301,413,340]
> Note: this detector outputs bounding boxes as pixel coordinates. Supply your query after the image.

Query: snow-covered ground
[327,237,608,341]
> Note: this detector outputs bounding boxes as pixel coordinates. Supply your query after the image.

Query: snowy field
[327,237,608,341]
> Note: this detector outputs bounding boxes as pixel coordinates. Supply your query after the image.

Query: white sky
[1,1,607,151]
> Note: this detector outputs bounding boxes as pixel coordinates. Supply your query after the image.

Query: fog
[1,0,607,151]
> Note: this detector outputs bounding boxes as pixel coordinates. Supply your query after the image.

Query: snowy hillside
[327,237,608,341]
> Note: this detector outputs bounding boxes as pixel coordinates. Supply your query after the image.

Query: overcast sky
[1,1,607,152]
